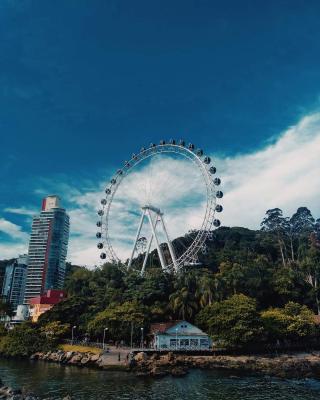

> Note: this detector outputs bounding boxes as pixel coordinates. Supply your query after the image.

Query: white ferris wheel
[96,139,223,275]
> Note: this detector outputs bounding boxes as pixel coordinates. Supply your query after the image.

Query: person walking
[118,352,121,362]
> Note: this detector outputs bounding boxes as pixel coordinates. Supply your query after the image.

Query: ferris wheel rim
[96,141,222,271]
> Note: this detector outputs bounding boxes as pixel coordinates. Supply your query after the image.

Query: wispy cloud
[64,113,320,266]
[4,207,36,216]
[220,113,320,228]
[1,112,320,267]
[0,218,29,241]
[0,217,28,259]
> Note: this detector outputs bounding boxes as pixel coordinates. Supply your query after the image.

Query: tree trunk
[290,236,295,262]
[315,277,320,315]
[278,239,286,267]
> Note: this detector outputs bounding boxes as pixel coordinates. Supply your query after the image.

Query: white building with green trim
[151,320,211,351]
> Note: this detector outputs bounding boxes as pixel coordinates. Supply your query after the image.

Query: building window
[190,339,198,348]
[200,338,209,348]
[180,339,189,347]
[170,339,177,348]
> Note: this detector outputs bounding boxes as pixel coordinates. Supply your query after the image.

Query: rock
[166,352,175,362]
[150,366,168,377]
[96,354,109,368]
[69,353,83,364]
[171,367,187,377]
[89,354,100,363]
[80,356,90,365]
[134,352,147,362]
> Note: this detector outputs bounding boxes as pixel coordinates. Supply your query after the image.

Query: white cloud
[0,242,27,260]
[0,218,29,241]
[70,112,320,266]
[4,207,36,216]
[2,112,320,267]
[220,113,320,228]
[0,218,28,260]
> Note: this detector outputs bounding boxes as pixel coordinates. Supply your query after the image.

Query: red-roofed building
[28,290,66,322]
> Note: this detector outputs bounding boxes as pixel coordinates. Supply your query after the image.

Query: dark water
[1,358,320,400]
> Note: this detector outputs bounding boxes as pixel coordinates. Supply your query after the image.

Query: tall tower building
[10,255,28,309]
[24,195,70,304]
[1,255,28,310]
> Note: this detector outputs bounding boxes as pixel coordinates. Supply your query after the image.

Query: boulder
[134,352,148,362]
[150,366,168,378]
[89,354,100,363]
[69,353,83,364]
[171,367,187,377]
[80,356,90,365]
[166,352,175,362]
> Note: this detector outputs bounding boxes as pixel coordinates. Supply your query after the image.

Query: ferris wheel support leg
[128,210,146,269]
[141,217,158,276]
[159,214,178,273]
[146,210,166,271]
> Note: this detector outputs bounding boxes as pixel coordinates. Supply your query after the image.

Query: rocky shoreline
[0,378,72,400]
[30,350,320,379]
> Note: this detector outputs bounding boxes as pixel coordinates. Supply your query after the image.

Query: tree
[299,236,320,314]
[196,294,262,348]
[261,302,316,343]
[87,301,147,342]
[261,208,288,267]
[0,300,14,318]
[40,321,70,340]
[0,323,54,357]
[196,270,216,307]
[169,287,198,321]
[289,207,315,261]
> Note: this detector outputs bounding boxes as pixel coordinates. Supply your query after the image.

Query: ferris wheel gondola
[96,140,223,274]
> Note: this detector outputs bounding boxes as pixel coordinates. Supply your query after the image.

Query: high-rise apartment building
[24,195,70,304]
[10,255,28,309]
[1,255,28,310]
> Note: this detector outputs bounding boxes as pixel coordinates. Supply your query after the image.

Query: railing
[62,339,106,349]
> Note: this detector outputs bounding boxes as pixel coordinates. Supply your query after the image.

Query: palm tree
[196,272,215,307]
[169,287,198,321]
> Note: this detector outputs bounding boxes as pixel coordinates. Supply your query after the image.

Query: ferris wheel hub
[141,205,163,215]
[96,139,223,274]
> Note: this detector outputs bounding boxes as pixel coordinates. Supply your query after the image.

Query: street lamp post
[130,321,134,350]
[103,327,108,350]
[140,327,144,350]
[71,326,77,345]
[175,328,178,351]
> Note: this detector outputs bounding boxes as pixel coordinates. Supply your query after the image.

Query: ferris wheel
[96,139,223,274]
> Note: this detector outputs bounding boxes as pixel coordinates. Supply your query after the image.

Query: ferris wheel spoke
[159,213,178,272]
[98,140,223,273]
[146,208,167,271]
[127,209,146,269]
[141,214,158,276]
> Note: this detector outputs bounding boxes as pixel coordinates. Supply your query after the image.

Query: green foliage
[87,301,147,341]
[40,321,70,340]
[261,302,316,342]
[196,294,262,348]
[32,206,320,349]
[0,323,55,357]
[0,300,14,318]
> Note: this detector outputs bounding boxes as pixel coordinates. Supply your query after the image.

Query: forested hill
[32,206,320,349]
[1,206,319,351]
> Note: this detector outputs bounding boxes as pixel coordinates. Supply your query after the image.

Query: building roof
[150,320,208,337]
[29,290,66,305]
[150,321,183,334]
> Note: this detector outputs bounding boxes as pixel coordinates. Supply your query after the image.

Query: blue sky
[0,0,320,264]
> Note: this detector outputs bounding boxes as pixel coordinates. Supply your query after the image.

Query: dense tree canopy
[2,206,319,352]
